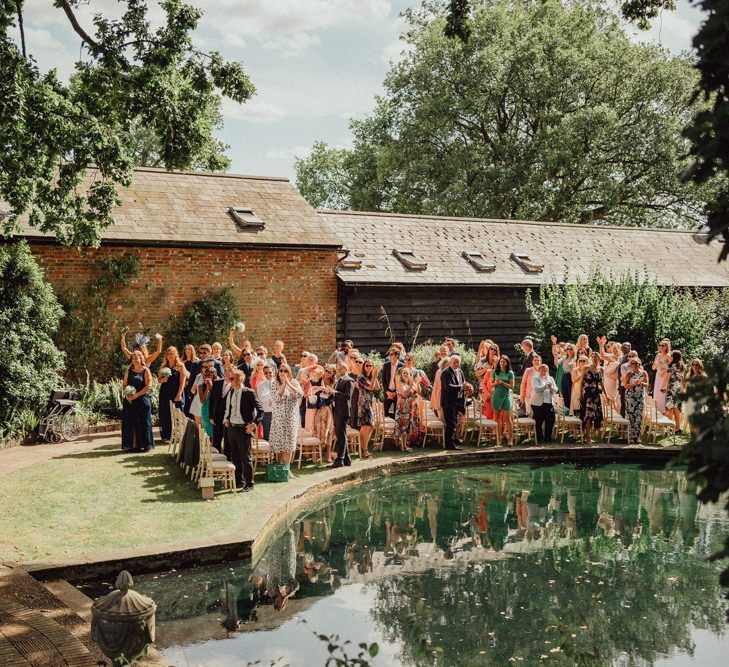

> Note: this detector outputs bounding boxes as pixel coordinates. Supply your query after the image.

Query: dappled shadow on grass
[56,443,122,460]
[120,452,202,504]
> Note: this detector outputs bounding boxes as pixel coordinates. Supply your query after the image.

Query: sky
[12,0,706,182]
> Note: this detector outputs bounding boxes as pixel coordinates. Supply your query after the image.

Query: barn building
[9,167,729,373]
[321,210,729,355]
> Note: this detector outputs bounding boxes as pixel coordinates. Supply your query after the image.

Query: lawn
[0,433,683,565]
[0,444,326,564]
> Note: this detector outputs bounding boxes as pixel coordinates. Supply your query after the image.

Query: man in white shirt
[256,365,274,440]
[531,364,558,444]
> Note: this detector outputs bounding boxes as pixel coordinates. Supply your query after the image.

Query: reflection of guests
[224,369,264,491]
[531,364,557,444]
[441,354,466,450]
[265,528,300,611]
[121,350,154,452]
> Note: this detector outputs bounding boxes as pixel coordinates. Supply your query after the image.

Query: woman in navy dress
[122,351,154,452]
[158,346,186,443]
[181,344,198,418]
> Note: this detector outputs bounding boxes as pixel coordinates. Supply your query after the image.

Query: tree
[124,95,231,171]
[0,241,65,425]
[524,268,717,363]
[295,1,714,227]
[0,0,254,246]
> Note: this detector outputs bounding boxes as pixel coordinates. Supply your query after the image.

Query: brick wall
[28,243,339,372]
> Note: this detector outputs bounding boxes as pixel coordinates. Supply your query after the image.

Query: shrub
[167,288,239,351]
[525,268,716,364]
[0,242,65,434]
[80,377,160,421]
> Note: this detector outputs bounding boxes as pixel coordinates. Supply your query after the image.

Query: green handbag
[265,463,290,483]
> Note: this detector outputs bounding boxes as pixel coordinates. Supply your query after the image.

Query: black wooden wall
[337,284,534,357]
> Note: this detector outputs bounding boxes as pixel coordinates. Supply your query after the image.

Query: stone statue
[91,570,156,662]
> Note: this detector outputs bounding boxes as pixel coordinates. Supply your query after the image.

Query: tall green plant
[167,289,239,351]
[525,268,713,363]
[0,242,65,431]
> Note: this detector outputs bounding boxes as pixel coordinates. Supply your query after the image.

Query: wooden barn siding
[338,284,534,357]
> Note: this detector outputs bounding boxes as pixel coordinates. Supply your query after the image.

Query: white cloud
[194,0,393,55]
[222,97,287,124]
[264,145,312,161]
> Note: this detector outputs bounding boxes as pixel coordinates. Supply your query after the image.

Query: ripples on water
[85,464,729,666]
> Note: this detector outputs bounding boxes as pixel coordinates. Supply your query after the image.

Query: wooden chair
[423,406,445,448]
[373,399,396,451]
[198,427,236,492]
[512,401,536,445]
[644,395,676,445]
[468,400,498,447]
[600,394,628,444]
[252,435,273,472]
[169,404,185,456]
[346,425,361,457]
[553,395,583,444]
[297,429,324,468]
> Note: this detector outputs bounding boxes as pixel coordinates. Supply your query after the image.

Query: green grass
[0,432,684,565]
[0,444,325,564]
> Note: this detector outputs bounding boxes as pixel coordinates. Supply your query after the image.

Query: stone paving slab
[0,596,96,667]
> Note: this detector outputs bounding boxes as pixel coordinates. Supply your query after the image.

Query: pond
[80,464,729,666]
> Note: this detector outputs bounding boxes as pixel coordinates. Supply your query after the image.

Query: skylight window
[393,249,427,270]
[510,252,544,273]
[229,206,264,230]
[462,251,496,272]
[338,257,363,270]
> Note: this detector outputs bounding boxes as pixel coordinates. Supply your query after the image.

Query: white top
[256,379,274,413]
[531,374,557,406]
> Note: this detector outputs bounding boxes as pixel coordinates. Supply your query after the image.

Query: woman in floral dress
[395,367,421,452]
[356,359,380,459]
[579,352,604,444]
[269,364,304,478]
[663,350,685,433]
[623,358,649,445]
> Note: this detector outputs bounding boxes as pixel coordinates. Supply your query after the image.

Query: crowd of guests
[119,327,706,491]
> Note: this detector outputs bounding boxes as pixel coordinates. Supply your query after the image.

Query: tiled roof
[320,210,729,287]
[15,167,341,248]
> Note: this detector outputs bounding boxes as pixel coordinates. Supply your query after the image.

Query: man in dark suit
[441,355,466,450]
[208,370,232,459]
[224,370,264,491]
[331,361,355,468]
[381,348,403,417]
[236,349,255,388]
[520,339,535,376]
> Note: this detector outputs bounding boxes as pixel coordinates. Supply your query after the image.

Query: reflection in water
[114,465,728,666]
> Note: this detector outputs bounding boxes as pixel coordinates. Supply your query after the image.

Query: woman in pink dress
[598,336,621,410]
[652,339,671,414]
[429,358,449,419]
[477,344,499,420]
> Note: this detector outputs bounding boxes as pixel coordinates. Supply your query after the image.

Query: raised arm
[228,327,243,359]
[121,331,131,360]
[146,334,163,365]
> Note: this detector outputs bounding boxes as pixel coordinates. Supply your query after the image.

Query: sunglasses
[354,360,363,365]
[257,351,265,356]
[243,353,252,357]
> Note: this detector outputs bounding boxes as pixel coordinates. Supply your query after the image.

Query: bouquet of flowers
[235,321,246,332]
[132,332,150,351]
[123,385,136,397]
[160,367,172,377]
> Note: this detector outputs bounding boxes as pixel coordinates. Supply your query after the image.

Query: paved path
[0,431,123,480]
[0,596,96,667]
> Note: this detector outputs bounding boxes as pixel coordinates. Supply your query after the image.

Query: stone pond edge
[20,444,681,583]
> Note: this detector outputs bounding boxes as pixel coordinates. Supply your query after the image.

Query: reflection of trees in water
[370,536,726,666]
[125,465,727,660]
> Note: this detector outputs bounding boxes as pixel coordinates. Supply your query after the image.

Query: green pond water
[85,464,729,666]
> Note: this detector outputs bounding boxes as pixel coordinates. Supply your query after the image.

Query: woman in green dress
[492,355,516,447]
